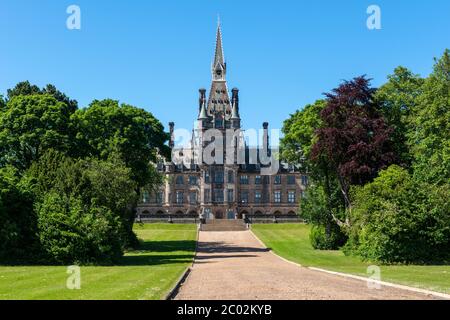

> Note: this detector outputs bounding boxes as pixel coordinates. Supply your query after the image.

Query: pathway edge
[250,229,450,300]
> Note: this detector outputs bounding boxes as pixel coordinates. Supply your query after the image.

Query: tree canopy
[0,83,169,264]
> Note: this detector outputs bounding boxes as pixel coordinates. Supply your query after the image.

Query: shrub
[345,165,450,263]
[310,224,347,250]
[37,193,123,265]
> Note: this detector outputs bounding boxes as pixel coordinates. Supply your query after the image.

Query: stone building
[137,23,307,220]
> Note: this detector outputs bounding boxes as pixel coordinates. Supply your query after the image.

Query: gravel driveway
[174,230,436,300]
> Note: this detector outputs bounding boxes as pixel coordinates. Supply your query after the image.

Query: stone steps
[201,219,248,232]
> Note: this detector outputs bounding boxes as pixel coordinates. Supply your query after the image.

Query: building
[137,23,307,221]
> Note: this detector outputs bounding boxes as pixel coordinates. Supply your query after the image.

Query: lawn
[252,224,450,294]
[0,223,197,300]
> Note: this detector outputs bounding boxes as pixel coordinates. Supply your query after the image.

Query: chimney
[169,122,175,149]
[263,122,269,155]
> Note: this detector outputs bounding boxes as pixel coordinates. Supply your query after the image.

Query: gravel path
[174,230,437,300]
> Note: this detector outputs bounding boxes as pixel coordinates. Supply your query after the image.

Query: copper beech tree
[311,76,396,227]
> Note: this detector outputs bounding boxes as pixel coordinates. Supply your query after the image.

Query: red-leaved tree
[311,76,396,226]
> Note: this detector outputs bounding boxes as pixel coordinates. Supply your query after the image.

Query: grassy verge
[252,223,450,294]
[0,223,197,300]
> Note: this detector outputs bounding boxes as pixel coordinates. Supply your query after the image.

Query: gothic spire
[212,20,226,80]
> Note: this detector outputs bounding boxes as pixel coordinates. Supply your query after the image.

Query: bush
[37,193,123,265]
[345,165,450,263]
[0,166,41,262]
[310,224,347,250]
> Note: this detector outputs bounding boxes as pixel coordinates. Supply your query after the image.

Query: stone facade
[137,23,306,220]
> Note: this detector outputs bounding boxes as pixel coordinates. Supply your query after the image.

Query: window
[189,192,197,204]
[228,171,234,183]
[176,175,184,185]
[288,191,296,203]
[142,191,150,203]
[205,171,210,183]
[274,175,282,185]
[274,191,281,203]
[215,119,223,128]
[176,191,184,204]
[157,191,163,204]
[287,175,296,185]
[301,190,306,199]
[189,176,197,185]
[255,191,262,203]
[204,189,211,203]
[301,175,308,186]
[215,170,224,183]
[227,189,234,202]
[177,164,183,171]
[214,189,224,203]
[240,175,249,185]
[255,175,262,185]
[240,191,249,204]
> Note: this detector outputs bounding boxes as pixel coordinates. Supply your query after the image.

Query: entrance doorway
[227,210,235,220]
[215,210,224,219]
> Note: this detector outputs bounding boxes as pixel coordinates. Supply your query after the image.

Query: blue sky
[1,0,449,132]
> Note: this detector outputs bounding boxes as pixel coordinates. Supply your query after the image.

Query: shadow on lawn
[119,240,197,266]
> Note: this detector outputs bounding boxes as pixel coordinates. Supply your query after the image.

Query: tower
[195,21,241,219]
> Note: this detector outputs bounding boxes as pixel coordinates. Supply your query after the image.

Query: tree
[311,76,396,226]
[346,165,450,263]
[0,94,75,170]
[409,50,450,185]
[7,81,78,112]
[0,166,40,262]
[37,193,123,265]
[0,95,5,111]
[71,99,169,188]
[281,100,326,170]
[6,81,41,98]
[282,100,346,248]
[26,150,139,249]
[375,67,424,167]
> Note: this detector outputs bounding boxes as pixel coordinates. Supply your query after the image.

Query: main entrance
[214,210,224,219]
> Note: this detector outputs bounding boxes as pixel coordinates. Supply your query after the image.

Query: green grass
[252,224,450,294]
[0,223,197,300]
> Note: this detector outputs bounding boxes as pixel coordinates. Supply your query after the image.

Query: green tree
[37,193,123,265]
[346,165,450,263]
[0,166,40,262]
[71,99,169,188]
[409,50,450,185]
[0,95,5,111]
[281,100,326,170]
[6,81,78,112]
[375,67,424,167]
[0,94,75,170]
[282,100,345,249]
[26,150,139,249]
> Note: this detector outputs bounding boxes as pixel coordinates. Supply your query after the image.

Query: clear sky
[1,0,449,132]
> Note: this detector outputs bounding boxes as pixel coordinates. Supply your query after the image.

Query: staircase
[200,219,248,232]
